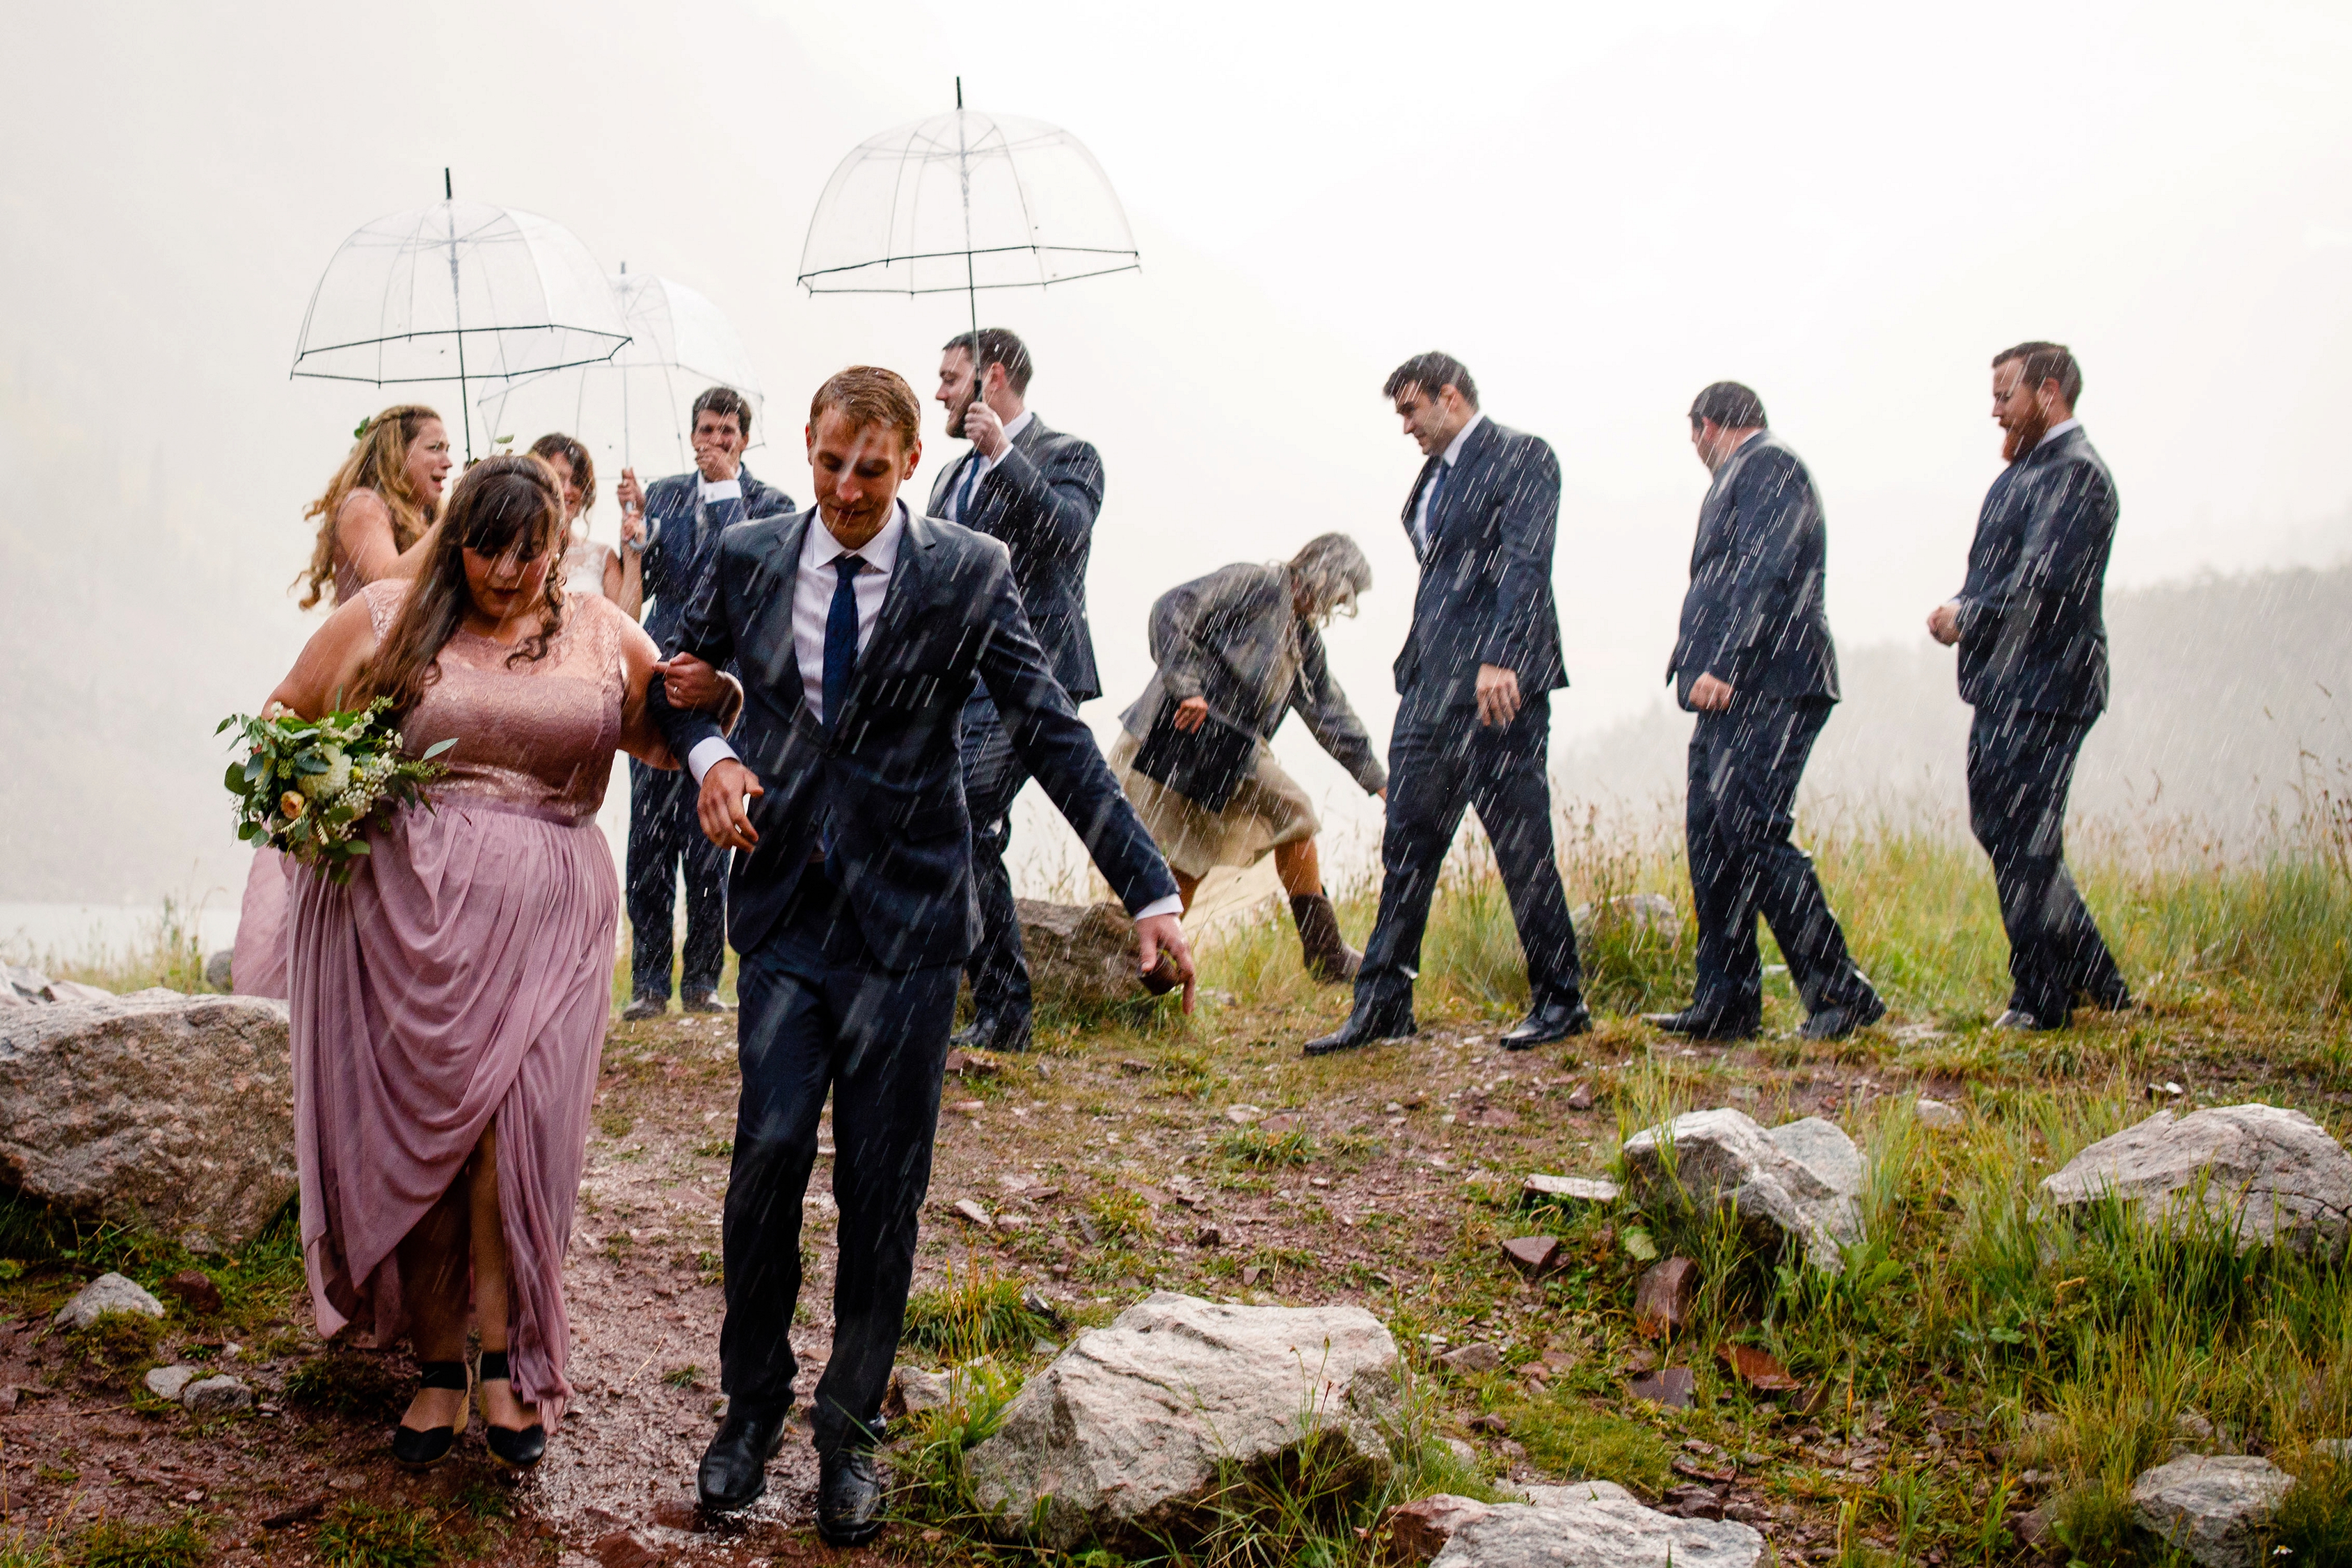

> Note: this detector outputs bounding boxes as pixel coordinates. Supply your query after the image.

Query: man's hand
[1689,672,1734,713]
[697,758,763,852]
[1927,601,1962,646]
[658,652,722,709]
[961,399,1009,460]
[1135,912,1197,1014]
[1172,695,1210,733]
[1474,663,1523,728]
[617,467,646,522]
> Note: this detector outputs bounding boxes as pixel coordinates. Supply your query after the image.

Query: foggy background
[5,0,2349,928]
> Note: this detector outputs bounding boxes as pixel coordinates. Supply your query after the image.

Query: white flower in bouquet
[297,746,352,801]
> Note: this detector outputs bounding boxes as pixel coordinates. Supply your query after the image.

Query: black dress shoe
[389,1360,468,1470]
[952,1015,1032,1054]
[1798,994,1887,1041]
[698,1405,790,1512]
[1991,1007,2066,1033]
[681,991,736,1014]
[1303,1006,1416,1057]
[817,1447,885,1548]
[1640,1008,1759,1042]
[2084,985,2136,1012]
[1501,998,1592,1049]
[475,1351,546,1470]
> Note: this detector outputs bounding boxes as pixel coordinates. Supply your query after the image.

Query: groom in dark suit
[1645,382,1884,1043]
[648,367,1188,1544]
[1308,351,1588,1055]
[927,328,1107,1054]
[1929,341,2130,1030]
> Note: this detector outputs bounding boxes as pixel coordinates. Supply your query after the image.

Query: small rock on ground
[54,1272,166,1330]
[1430,1491,1763,1567]
[144,1364,198,1401]
[182,1375,253,1413]
[2130,1452,2296,1568]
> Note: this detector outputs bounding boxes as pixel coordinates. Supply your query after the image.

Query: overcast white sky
[5,0,2350,904]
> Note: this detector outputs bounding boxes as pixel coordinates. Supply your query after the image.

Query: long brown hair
[527,433,596,529]
[360,455,568,720]
[297,404,443,609]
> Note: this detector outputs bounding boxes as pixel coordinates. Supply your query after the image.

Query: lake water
[0,900,241,967]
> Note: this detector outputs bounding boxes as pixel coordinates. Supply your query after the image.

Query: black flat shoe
[1799,994,1887,1041]
[1501,998,1592,1049]
[476,1350,547,1470]
[1640,1007,1759,1042]
[1303,1006,1416,1057]
[390,1360,468,1471]
[817,1446,885,1548]
[698,1405,790,1513]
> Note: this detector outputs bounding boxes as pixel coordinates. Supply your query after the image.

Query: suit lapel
[734,512,808,720]
[831,511,934,732]
[1403,456,1441,562]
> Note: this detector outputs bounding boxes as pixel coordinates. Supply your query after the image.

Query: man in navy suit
[1644,382,1884,1043]
[927,328,1106,1053]
[616,386,795,1020]
[1928,341,2130,1031]
[1308,352,1588,1055]
[647,367,1189,1544]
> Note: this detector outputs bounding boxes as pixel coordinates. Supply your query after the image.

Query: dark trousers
[1687,697,1876,1025]
[958,697,1033,1034]
[1355,693,1583,1021]
[1966,706,2128,1024]
[718,873,960,1455]
[626,759,728,1000]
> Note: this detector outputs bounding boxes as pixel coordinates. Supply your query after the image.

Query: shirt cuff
[1134,894,1184,922]
[685,737,739,785]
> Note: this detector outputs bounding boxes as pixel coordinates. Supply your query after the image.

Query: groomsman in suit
[928,328,1106,1054]
[1929,342,2130,1030]
[1644,382,1884,1043]
[1308,352,1589,1055]
[648,367,1187,1544]
[616,386,795,1021]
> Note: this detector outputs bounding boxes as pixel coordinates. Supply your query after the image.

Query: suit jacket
[1117,562,1387,795]
[638,462,796,650]
[925,417,1105,701]
[1953,425,2117,720]
[1667,431,1840,709]
[1394,417,1568,711]
[646,507,1176,967]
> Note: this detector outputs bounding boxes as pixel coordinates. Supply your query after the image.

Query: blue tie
[1419,461,1448,552]
[952,453,984,523]
[822,555,864,728]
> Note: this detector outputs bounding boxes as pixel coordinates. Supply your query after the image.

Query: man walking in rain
[1644,382,1884,1043]
[1308,352,1589,1055]
[929,328,1106,1054]
[617,386,795,1020]
[1929,342,2131,1030]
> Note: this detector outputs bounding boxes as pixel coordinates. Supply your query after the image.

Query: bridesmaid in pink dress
[260,454,682,1469]
[234,406,454,1000]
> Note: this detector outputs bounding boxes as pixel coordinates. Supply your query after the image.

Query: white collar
[699,470,745,500]
[1440,412,1484,468]
[2035,417,2082,449]
[804,498,909,574]
[1001,408,1036,445]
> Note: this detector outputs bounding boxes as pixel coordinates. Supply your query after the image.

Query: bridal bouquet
[217,699,454,881]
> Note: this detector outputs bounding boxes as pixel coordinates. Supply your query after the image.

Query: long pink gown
[290,580,639,1430]
[235,551,372,1000]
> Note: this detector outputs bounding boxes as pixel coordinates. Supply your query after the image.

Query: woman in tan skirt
[1107,533,1385,981]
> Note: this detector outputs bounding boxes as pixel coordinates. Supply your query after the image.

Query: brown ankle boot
[1290,893,1361,984]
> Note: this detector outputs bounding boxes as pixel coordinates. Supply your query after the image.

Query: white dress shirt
[1413,412,1484,551]
[945,408,1036,522]
[2035,417,2082,450]
[684,498,1182,923]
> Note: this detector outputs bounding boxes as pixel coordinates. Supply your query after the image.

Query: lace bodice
[362,581,627,820]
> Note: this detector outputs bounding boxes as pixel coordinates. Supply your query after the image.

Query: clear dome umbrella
[477,266,765,481]
[798,82,1140,346]
[290,173,630,460]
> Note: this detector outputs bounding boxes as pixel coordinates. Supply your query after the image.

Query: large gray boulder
[1429,1491,1764,1567]
[1569,894,1683,950]
[2129,1453,2296,1568]
[0,991,294,1252]
[1016,900,1152,1010]
[1620,1108,1863,1272]
[2040,1104,2352,1256]
[966,1292,1400,1548]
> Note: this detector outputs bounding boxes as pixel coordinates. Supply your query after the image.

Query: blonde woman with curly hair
[234,406,454,1000]
[294,404,454,609]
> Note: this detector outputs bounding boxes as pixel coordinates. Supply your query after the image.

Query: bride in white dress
[529,433,644,616]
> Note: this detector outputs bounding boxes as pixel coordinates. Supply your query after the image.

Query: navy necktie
[822,555,864,728]
[1418,461,1449,551]
[952,452,984,523]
